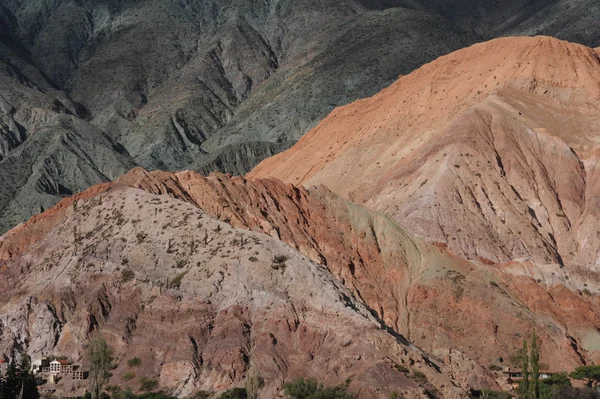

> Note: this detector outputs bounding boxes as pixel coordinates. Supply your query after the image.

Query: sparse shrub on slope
[217,388,247,399]
[283,377,355,399]
[110,392,177,399]
[121,269,135,282]
[139,377,158,392]
[469,389,511,399]
[186,392,213,399]
[122,371,136,381]
[127,357,142,367]
[411,370,427,383]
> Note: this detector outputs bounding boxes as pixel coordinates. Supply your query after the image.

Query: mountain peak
[249,36,600,271]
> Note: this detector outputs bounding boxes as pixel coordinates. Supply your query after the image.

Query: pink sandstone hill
[249,36,600,273]
[3,168,600,397]
[0,174,466,399]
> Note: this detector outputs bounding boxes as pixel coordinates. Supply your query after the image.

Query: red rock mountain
[3,36,600,398]
[0,174,465,399]
[3,168,599,397]
[250,36,600,272]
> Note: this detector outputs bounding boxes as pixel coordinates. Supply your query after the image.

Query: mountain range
[2,1,600,398]
[250,36,600,271]
[2,166,599,398]
[1,0,600,233]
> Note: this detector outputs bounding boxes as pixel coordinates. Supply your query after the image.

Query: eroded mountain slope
[4,168,597,389]
[0,0,479,233]
[115,169,600,377]
[2,1,600,235]
[250,36,600,271]
[0,42,135,234]
[0,182,466,399]
[415,0,600,47]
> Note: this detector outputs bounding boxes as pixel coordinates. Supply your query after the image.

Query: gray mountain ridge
[0,0,598,233]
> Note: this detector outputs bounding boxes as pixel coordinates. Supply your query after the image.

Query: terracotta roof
[51,359,71,365]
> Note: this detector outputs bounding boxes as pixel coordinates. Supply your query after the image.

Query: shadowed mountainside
[0,0,479,233]
[2,0,600,233]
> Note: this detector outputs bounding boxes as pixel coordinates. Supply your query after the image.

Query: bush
[170,272,187,289]
[273,255,288,264]
[489,281,499,288]
[541,372,571,387]
[411,370,427,382]
[139,377,159,392]
[484,390,511,399]
[122,371,136,381]
[137,394,177,399]
[111,392,176,399]
[394,364,409,373]
[121,269,135,282]
[217,388,247,399]
[127,357,142,367]
[283,377,355,399]
[186,392,213,399]
[570,365,600,386]
[545,386,600,399]
[271,254,288,271]
[488,364,503,371]
[107,385,121,394]
[469,389,511,399]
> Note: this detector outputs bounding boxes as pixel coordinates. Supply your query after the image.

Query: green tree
[245,366,263,399]
[217,388,247,399]
[20,355,40,399]
[284,378,319,399]
[186,392,213,399]
[88,335,114,399]
[530,332,540,399]
[1,361,19,399]
[569,365,600,387]
[550,386,600,399]
[0,358,40,399]
[541,373,570,387]
[283,378,355,399]
[538,372,571,399]
[520,340,529,399]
